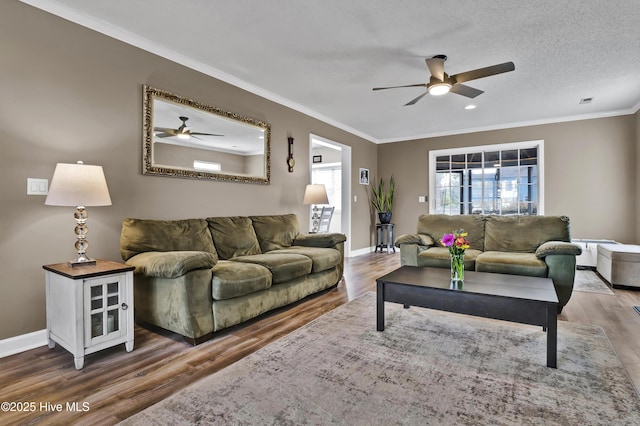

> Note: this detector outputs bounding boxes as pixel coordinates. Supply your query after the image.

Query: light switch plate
[418,196,426,203]
[27,178,48,195]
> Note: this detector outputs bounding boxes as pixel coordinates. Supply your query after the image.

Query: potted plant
[370,175,395,224]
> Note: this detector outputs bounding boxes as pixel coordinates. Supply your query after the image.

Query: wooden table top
[43,259,134,280]
[377,266,558,304]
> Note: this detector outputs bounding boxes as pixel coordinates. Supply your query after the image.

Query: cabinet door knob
[121,302,129,310]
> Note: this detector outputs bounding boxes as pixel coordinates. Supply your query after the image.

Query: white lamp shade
[303,184,329,205]
[45,162,112,207]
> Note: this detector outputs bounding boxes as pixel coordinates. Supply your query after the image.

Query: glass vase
[450,252,465,282]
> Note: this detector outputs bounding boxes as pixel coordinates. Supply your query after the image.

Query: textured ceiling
[22,0,640,143]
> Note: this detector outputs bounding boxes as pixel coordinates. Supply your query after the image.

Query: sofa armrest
[535,241,582,259]
[293,233,347,248]
[126,251,217,278]
[394,233,435,248]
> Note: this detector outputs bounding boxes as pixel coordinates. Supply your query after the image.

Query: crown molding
[20,0,378,143]
[376,107,639,144]
[18,1,640,146]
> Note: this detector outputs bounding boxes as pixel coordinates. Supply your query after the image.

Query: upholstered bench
[597,244,640,288]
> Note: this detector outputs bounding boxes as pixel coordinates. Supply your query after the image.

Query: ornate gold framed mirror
[142,85,271,184]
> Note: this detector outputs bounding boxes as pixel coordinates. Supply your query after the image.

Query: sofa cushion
[476,251,548,277]
[231,253,312,284]
[211,260,272,301]
[416,214,486,251]
[416,247,482,270]
[293,233,347,247]
[484,215,571,252]
[127,251,217,278]
[120,218,216,261]
[207,216,262,260]
[250,214,299,252]
[273,247,342,273]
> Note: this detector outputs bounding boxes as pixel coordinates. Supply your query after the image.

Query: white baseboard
[348,246,376,257]
[0,329,47,358]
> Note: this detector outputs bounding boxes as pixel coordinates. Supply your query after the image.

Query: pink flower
[441,233,455,247]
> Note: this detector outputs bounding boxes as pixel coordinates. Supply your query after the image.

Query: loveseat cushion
[416,214,486,251]
[230,253,312,284]
[536,241,582,258]
[207,216,262,260]
[250,214,299,252]
[476,251,548,277]
[416,247,482,270]
[484,215,571,252]
[211,260,272,301]
[126,251,217,278]
[120,218,216,261]
[394,233,435,247]
[273,247,342,273]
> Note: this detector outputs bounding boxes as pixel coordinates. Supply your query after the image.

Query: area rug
[573,269,615,295]
[121,293,640,425]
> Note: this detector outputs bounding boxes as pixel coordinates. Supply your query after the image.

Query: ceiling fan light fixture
[428,82,452,96]
[177,133,191,140]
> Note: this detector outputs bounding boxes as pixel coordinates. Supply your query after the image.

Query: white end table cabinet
[43,260,135,369]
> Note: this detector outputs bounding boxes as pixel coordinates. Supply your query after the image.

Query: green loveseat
[120,214,346,344]
[395,214,582,311]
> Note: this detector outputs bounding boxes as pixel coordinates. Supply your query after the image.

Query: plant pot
[378,212,392,224]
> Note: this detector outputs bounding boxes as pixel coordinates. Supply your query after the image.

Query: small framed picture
[359,168,369,185]
[312,155,322,163]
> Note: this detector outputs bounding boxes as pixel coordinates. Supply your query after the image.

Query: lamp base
[69,254,96,268]
[70,206,95,267]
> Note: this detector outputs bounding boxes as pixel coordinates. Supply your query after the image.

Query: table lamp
[45,161,112,267]
[303,184,329,233]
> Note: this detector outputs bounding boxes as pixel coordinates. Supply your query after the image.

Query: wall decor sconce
[45,161,112,267]
[287,137,295,172]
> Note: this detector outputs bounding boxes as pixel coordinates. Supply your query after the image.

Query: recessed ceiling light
[464,105,476,110]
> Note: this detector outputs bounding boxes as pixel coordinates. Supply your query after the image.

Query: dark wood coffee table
[376,266,559,368]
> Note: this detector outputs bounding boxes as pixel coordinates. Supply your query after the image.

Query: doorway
[309,134,351,253]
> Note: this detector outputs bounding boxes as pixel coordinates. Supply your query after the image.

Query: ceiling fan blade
[154,127,178,134]
[404,91,428,106]
[191,132,224,137]
[452,62,515,84]
[426,55,446,81]
[450,84,484,98]
[155,132,175,138]
[373,83,427,91]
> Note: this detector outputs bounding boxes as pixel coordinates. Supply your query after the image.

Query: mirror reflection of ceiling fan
[154,116,224,140]
[373,54,515,106]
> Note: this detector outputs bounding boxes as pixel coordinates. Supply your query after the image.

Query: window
[193,160,221,172]
[312,163,342,211]
[429,141,543,215]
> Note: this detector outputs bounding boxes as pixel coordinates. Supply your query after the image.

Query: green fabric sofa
[120,214,346,344]
[395,214,582,312]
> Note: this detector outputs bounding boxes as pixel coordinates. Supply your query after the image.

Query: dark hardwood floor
[1,253,640,425]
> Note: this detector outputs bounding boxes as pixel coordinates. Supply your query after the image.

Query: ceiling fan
[373,54,515,106]
[154,116,223,140]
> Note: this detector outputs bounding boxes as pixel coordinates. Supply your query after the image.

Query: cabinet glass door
[85,274,126,345]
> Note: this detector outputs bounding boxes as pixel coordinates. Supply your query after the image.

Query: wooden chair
[317,206,335,233]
